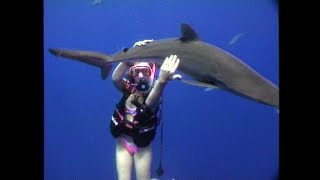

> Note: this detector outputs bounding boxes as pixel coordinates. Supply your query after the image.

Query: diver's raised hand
[133,39,154,47]
[158,55,181,83]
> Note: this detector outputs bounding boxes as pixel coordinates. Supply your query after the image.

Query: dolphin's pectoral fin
[180,23,200,42]
[180,79,219,89]
[101,64,112,80]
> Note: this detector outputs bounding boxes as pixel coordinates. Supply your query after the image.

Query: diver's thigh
[134,145,152,180]
[116,140,133,180]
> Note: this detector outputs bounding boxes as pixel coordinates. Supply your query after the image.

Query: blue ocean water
[44,0,279,180]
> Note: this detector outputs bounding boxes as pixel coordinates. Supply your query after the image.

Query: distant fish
[228,33,245,45]
[92,0,103,6]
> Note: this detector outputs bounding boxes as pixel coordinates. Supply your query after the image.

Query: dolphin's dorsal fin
[180,23,199,42]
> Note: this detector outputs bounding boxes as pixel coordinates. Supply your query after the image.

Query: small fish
[92,0,103,6]
[228,33,245,45]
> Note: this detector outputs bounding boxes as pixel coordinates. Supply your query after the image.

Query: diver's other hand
[158,54,181,83]
[133,39,154,47]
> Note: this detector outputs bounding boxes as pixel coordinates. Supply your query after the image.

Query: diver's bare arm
[145,55,180,112]
[112,62,128,91]
[145,80,167,112]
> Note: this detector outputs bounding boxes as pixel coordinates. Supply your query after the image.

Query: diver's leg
[116,139,133,180]
[134,145,152,180]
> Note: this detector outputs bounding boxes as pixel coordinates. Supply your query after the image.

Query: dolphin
[92,0,103,6]
[48,23,279,108]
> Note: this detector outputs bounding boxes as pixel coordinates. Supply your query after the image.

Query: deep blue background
[44,0,278,179]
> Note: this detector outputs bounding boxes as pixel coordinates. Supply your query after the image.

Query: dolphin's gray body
[48,23,279,108]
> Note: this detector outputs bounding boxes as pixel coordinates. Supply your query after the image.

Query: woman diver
[110,39,181,180]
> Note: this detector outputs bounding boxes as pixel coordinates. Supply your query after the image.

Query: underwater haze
[44,0,278,180]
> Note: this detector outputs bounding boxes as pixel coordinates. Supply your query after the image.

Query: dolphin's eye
[122,48,129,52]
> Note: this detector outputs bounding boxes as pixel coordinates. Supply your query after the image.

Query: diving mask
[129,63,156,92]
